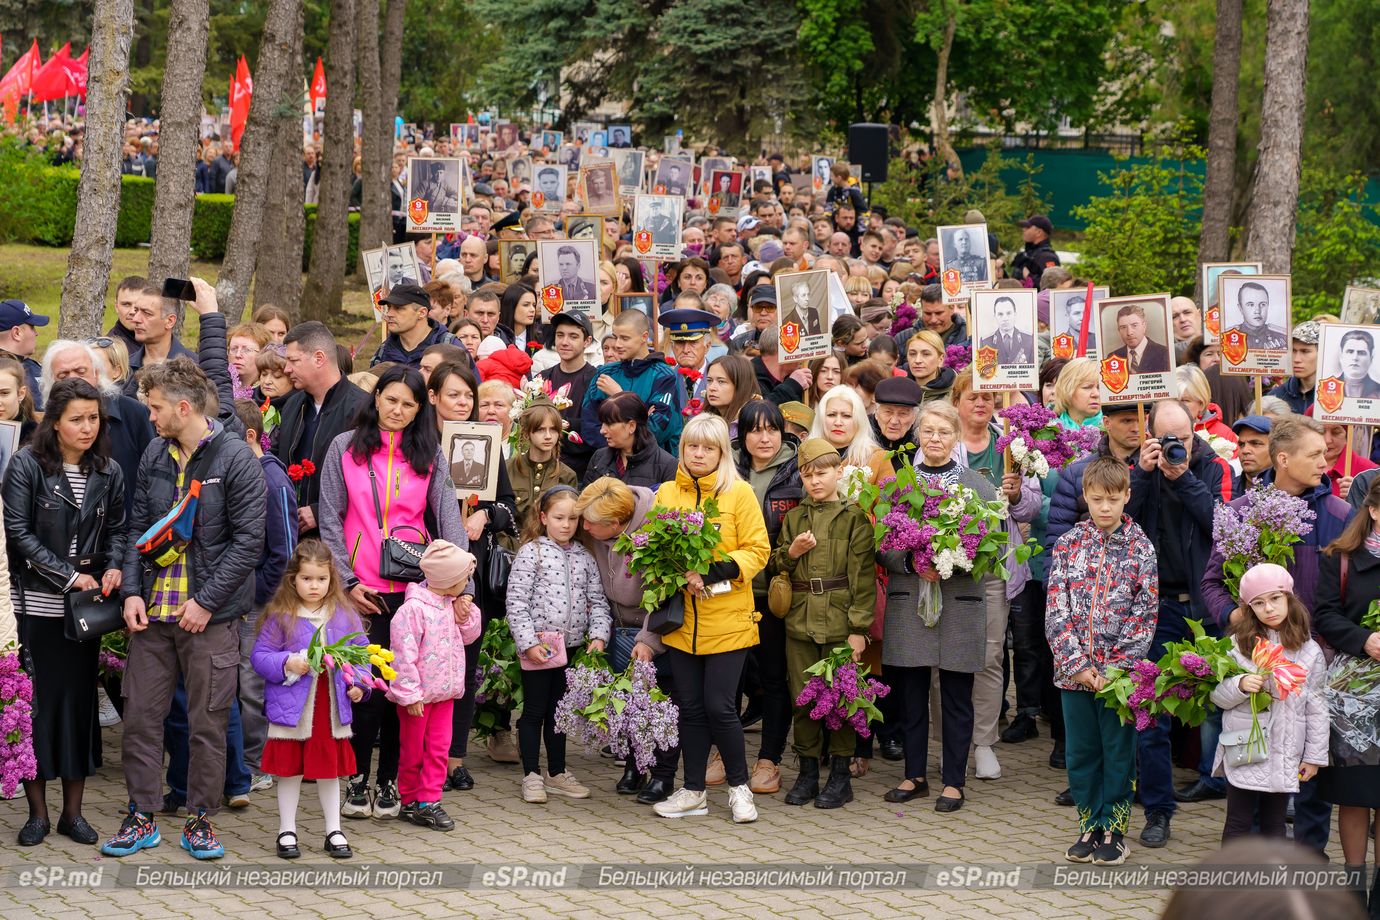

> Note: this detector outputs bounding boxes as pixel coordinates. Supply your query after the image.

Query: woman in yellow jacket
[649,413,770,824]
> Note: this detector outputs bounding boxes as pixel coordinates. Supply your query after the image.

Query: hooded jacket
[579,353,685,454]
[583,439,678,491]
[256,452,297,606]
[918,366,956,405]
[476,344,533,390]
[387,581,471,706]
[371,319,461,368]
[505,536,612,653]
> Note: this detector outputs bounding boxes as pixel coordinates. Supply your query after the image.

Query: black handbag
[485,531,513,595]
[368,467,427,583]
[64,588,124,642]
[646,592,685,636]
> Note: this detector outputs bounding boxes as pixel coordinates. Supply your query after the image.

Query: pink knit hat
[420,540,476,590]
[1239,563,1294,608]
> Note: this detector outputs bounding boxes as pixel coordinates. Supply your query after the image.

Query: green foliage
[0,144,156,248]
[397,0,498,124]
[612,500,723,613]
[474,618,522,738]
[302,206,360,273]
[1291,164,1380,319]
[796,0,931,127]
[115,177,155,248]
[189,194,237,261]
[1071,144,1205,297]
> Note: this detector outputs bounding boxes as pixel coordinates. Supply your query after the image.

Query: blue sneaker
[180,812,225,860]
[101,807,161,856]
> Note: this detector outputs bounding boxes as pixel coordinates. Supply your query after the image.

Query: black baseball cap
[550,311,592,337]
[1102,402,1143,417]
[379,284,430,309]
[1019,214,1054,235]
[748,286,777,308]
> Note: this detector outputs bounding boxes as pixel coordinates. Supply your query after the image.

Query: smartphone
[162,277,197,301]
[706,580,732,597]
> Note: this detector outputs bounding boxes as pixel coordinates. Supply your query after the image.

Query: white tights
[275,776,344,840]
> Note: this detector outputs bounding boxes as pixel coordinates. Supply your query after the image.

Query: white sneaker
[522,772,548,804]
[653,787,708,818]
[249,773,274,793]
[97,686,121,727]
[543,771,591,799]
[974,745,1001,780]
[728,784,758,823]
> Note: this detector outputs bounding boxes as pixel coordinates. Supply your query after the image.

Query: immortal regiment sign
[362,241,421,317]
[1218,274,1292,377]
[536,238,599,318]
[610,148,645,196]
[1200,261,1262,344]
[970,289,1038,392]
[775,269,831,363]
[937,223,992,304]
[578,162,620,216]
[630,194,684,261]
[531,162,568,213]
[707,169,745,217]
[810,155,832,192]
[498,240,534,284]
[405,156,462,232]
[1314,323,1380,425]
[1341,286,1380,325]
[1096,294,1177,403]
[1050,286,1109,361]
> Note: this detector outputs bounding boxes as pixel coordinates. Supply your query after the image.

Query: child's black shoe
[410,802,455,832]
[1092,831,1129,866]
[1064,829,1101,863]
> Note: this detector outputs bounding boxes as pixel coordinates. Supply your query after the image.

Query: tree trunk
[1196,0,1244,284]
[145,0,210,288]
[59,0,136,338]
[1243,0,1311,274]
[299,0,357,322]
[215,0,304,320]
[931,2,961,177]
[355,0,386,274]
[253,8,306,318]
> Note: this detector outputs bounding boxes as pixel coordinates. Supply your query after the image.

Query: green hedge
[188,194,236,260]
[115,177,155,247]
[302,205,361,271]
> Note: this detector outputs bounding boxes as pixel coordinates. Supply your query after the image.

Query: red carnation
[301,459,317,476]
[664,354,676,365]
[287,464,304,481]
[681,398,704,418]
[678,366,702,382]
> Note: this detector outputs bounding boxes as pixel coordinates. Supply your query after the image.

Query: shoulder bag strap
[367,464,389,539]
[1341,553,1350,604]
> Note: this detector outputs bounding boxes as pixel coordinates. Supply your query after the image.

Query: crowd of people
[0,119,1377,913]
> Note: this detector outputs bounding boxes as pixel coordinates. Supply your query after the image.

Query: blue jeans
[165,678,252,803]
[1198,708,1226,792]
[1136,598,1192,818]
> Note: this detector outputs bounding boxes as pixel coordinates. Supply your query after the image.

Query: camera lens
[1163,437,1188,465]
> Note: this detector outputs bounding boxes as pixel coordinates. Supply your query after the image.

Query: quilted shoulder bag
[369,466,427,583]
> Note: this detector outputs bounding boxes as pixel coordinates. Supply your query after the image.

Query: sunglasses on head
[85,337,115,348]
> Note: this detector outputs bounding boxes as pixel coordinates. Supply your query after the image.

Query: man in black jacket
[1011,215,1060,288]
[276,321,369,536]
[105,358,264,861]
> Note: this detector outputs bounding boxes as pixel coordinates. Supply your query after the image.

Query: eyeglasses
[228,345,262,357]
[85,337,115,348]
[918,428,953,441]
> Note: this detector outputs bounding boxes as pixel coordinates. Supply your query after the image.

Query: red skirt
[261,673,357,780]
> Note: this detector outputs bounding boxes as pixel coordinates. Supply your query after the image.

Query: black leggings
[668,647,749,791]
[350,592,405,784]
[751,601,792,765]
[1222,783,1289,843]
[518,665,568,776]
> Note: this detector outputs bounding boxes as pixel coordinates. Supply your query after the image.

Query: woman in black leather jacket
[2,379,126,847]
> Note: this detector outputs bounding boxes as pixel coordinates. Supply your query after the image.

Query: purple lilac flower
[1179,653,1211,678]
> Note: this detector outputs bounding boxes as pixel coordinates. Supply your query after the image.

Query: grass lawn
[0,243,385,362]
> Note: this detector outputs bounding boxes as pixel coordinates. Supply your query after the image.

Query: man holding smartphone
[124,280,199,396]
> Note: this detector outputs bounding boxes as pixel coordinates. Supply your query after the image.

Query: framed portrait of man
[1050,286,1111,361]
[573,121,599,143]
[584,145,610,162]
[499,240,535,284]
[1314,324,1380,425]
[505,156,533,189]
[699,157,732,194]
[811,155,833,193]
[362,242,421,319]
[565,214,601,244]
[578,162,620,216]
[555,144,581,171]
[630,194,684,261]
[748,165,772,189]
[495,123,520,151]
[538,130,563,151]
[970,289,1039,391]
[608,125,632,148]
[405,156,463,232]
[775,269,831,363]
[536,238,600,318]
[1201,261,1262,344]
[1096,293,1177,404]
[531,162,568,213]
[450,123,479,148]
[442,421,501,503]
[937,223,992,303]
[611,292,658,340]
[652,158,692,197]
[707,169,745,216]
[1341,287,1380,326]
[589,130,608,148]
[664,134,682,156]
[1219,274,1292,376]
[611,148,645,196]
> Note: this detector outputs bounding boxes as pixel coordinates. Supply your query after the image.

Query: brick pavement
[0,718,1247,919]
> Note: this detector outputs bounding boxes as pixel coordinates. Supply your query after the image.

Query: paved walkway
[0,721,1239,919]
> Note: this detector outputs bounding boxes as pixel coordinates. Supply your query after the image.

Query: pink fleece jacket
[386,581,468,707]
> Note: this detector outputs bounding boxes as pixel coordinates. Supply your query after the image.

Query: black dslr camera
[1158,434,1189,466]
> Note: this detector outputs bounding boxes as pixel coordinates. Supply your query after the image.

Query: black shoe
[784,758,820,806]
[883,780,930,803]
[1055,787,1075,807]
[636,778,672,805]
[1049,740,1066,770]
[615,764,646,794]
[445,765,474,792]
[1139,812,1171,848]
[399,802,419,823]
[410,803,455,831]
[1000,712,1039,744]
[878,739,904,762]
[1092,831,1129,865]
[324,830,352,858]
[815,756,854,809]
[1065,829,1102,863]
[1174,779,1226,803]
[56,814,98,845]
[934,789,965,813]
[17,816,49,846]
[276,830,300,859]
[738,702,762,730]
[159,792,186,816]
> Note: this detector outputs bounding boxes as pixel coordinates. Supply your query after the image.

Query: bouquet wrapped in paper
[1325,601,1380,763]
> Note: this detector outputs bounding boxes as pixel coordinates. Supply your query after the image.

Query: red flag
[308,57,326,115]
[0,40,41,98]
[1076,280,1095,358]
[229,55,252,152]
[29,43,72,103]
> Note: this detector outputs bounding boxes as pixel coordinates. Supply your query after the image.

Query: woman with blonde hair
[1174,363,1238,454]
[1053,357,1103,429]
[905,329,954,404]
[809,384,891,484]
[843,275,872,310]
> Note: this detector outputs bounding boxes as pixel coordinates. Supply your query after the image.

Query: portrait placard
[700,157,732,195]
[937,223,992,303]
[811,155,833,194]
[536,239,600,318]
[748,165,772,189]
[572,122,599,143]
[583,145,610,163]
[611,293,658,341]
[775,269,831,363]
[663,135,682,156]
[443,421,501,503]
[1314,324,1380,425]
[1218,274,1292,376]
[0,419,22,481]
[610,148,645,196]
[630,194,684,261]
[1049,286,1110,361]
[652,158,692,197]
[1096,294,1178,404]
[450,124,479,148]
[555,145,581,171]
[970,289,1039,392]
[362,242,421,320]
[578,162,620,216]
[608,125,632,148]
[706,170,745,217]
[530,162,568,214]
[405,156,463,232]
[1341,286,1380,326]
[1201,261,1262,344]
[498,241,535,284]
[495,123,520,152]
[564,214,601,244]
[504,156,533,189]
[538,130,563,150]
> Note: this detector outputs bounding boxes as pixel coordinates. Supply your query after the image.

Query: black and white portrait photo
[1341,286,1380,327]
[579,162,620,216]
[557,145,581,171]
[1097,294,1176,403]
[499,241,534,284]
[970,289,1038,391]
[938,224,992,287]
[775,269,831,362]
[532,162,568,213]
[611,148,645,196]
[443,421,501,502]
[1049,286,1110,360]
[1218,274,1291,376]
[811,155,833,192]
[1200,261,1262,343]
[653,158,691,197]
[608,125,631,148]
[506,156,532,188]
[631,194,684,261]
[1315,324,1380,425]
[565,214,600,244]
[405,156,463,232]
[363,241,421,312]
[537,239,600,316]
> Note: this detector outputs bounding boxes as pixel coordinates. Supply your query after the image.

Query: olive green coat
[769,496,876,644]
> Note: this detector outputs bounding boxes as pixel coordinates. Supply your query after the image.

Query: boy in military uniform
[768,438,877,810]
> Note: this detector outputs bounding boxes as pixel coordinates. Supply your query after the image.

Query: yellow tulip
[380,649,396,663]
[366,644,382,655]
[380,665,398,681]
[369,655,384,667]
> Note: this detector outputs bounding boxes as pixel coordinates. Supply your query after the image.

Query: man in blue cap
[0,299,49,411]
[658,304,720,403]
[1231,415,1273,495]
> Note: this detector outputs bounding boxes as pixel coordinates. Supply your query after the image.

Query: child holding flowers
[1046,457,1158,867]
[1211,563,1328,843]
[506,486,611,804]
[252,541,369,860]
[387,540,479,833]
[506,393,578,527]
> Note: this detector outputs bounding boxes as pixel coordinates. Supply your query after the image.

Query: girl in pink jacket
[387,540,480,832]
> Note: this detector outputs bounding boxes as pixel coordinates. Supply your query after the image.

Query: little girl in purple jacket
[252,540,370,861]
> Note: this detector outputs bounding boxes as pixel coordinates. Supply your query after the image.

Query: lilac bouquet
[995,403,1102,478]
[98,630,128,678]
[612,500,722,612]
[474,619,523,739]
[555,659,679,773]
[0,651,36,797]
[1212,486,1316,601]
[1098,619,1250,730]
[943,344,971,373]
[794,646,889,739]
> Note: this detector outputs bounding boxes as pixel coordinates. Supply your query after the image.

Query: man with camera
[1124,399,1235,850]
